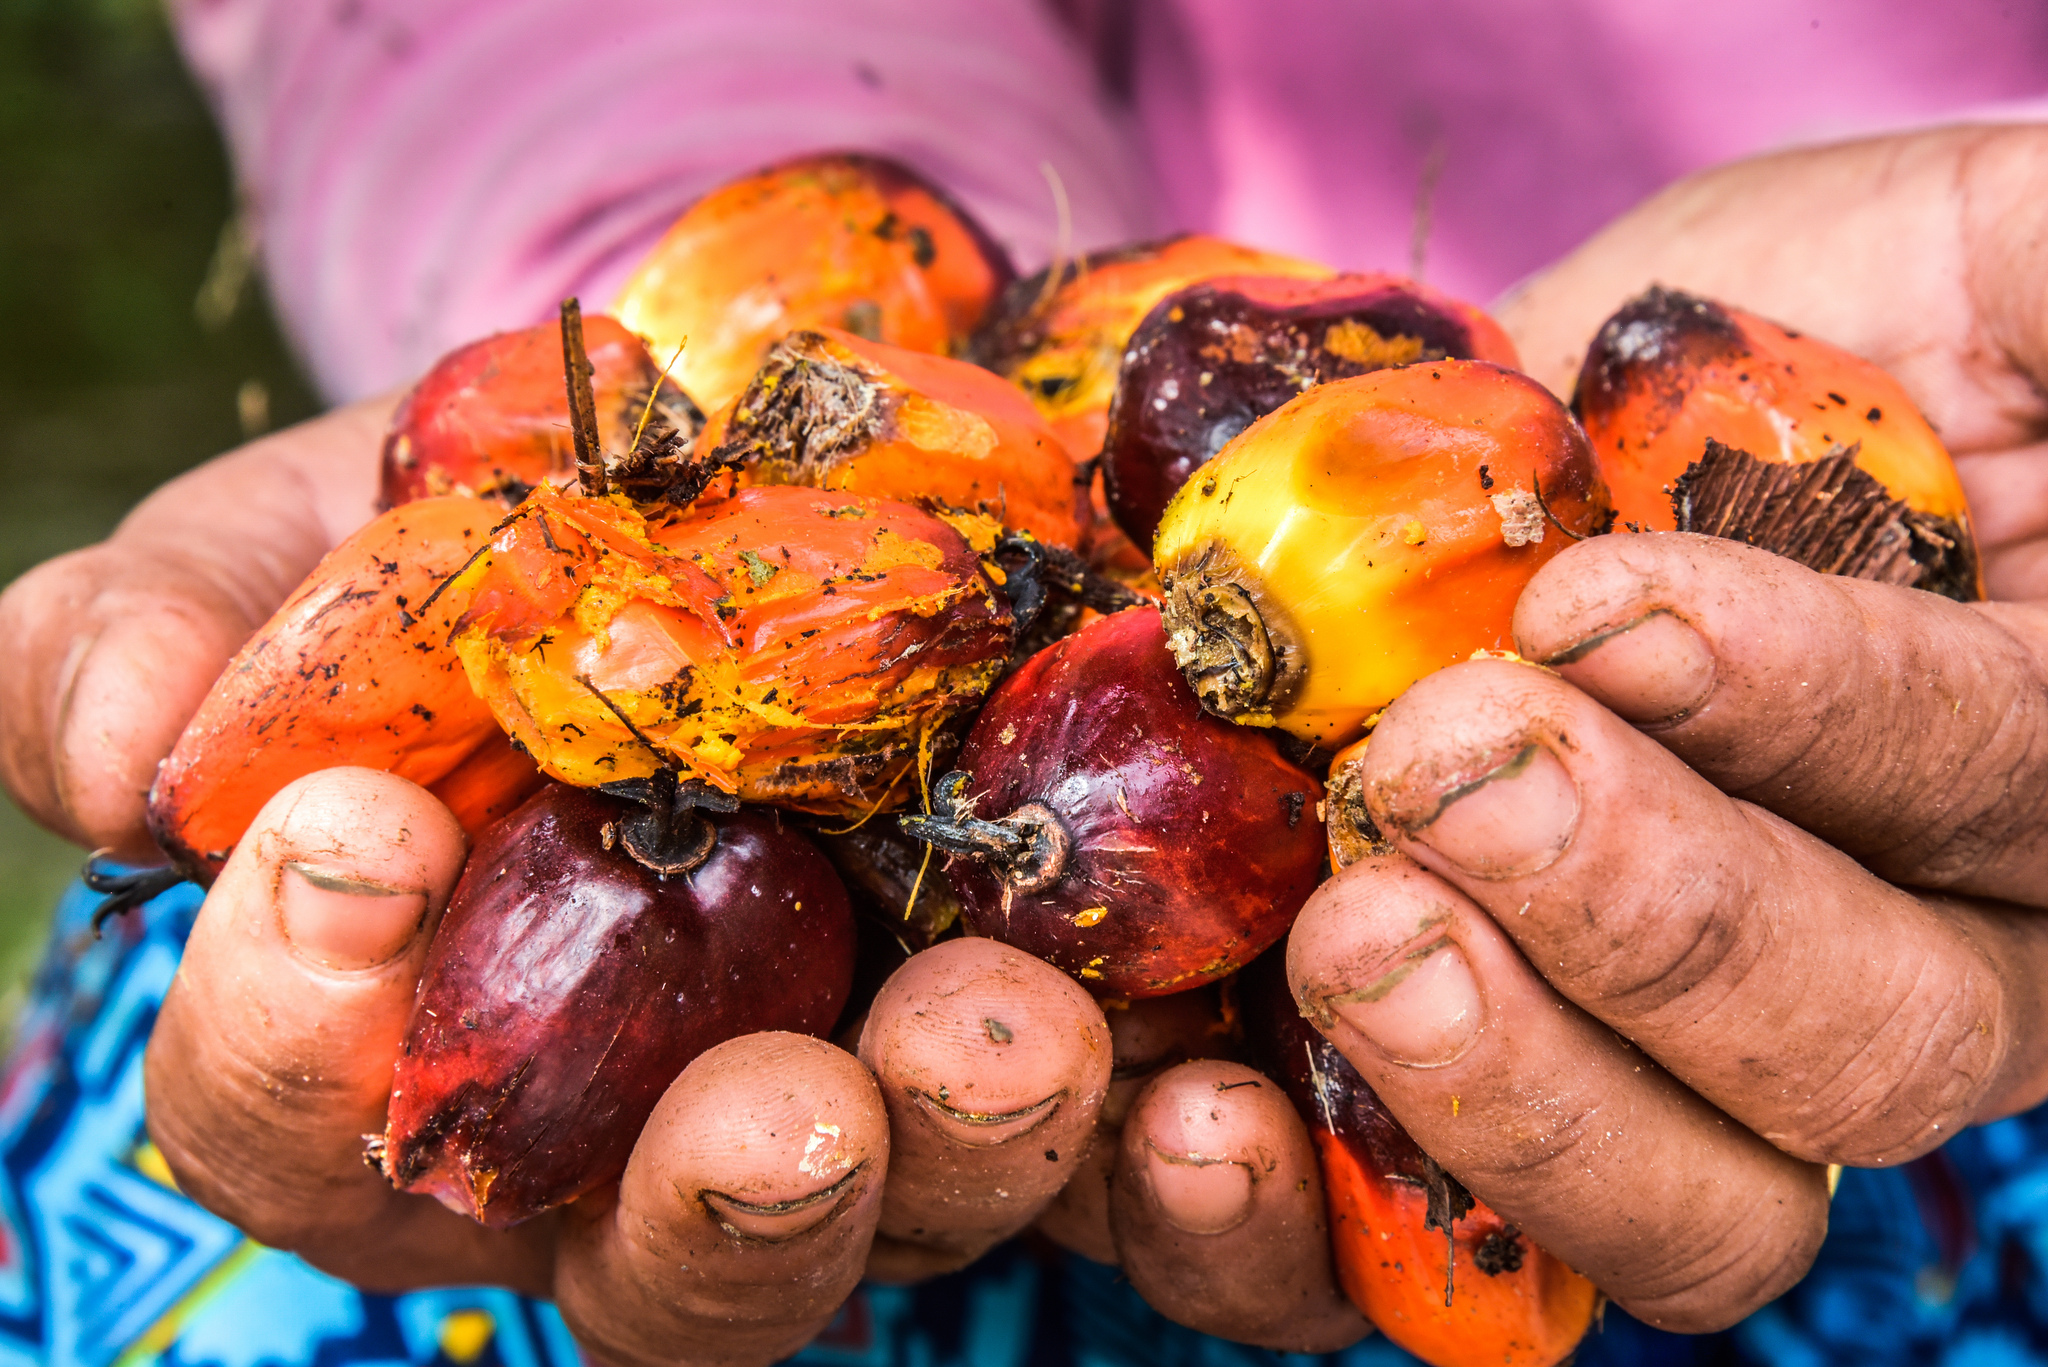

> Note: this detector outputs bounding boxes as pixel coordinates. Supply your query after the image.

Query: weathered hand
[0,398,394,860]
[144,766,1120,1365]
[1288,532,2048,1331]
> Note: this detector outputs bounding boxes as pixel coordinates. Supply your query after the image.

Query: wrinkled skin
[9,125,2048,1357]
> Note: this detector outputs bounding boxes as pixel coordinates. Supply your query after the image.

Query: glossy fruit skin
[148,496,542,883]
[1574,286,1971,531]
[380,786,855,1227]
[1153,360,1612,747]
[926,607,1323,997]
[380,315,700,509]
[1240,951,1597,1367]
[968,235,1335,461]
[703,327,1087,547]
[447,484,1011,816]
[614,153,1014,413]
[1103,274,1521,548]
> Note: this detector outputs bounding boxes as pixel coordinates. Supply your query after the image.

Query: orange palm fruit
[700,326,1088,547]
[614,153,1014,412]
[148,496,543,882]
[1322,736,1392,871]
[1244,951,1597,1367]
[379,315,701,509]
[1574,286,1978,598]
[1153,360,1612,748]
[443,483,1012,816]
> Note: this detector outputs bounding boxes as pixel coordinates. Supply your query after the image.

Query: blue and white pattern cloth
[0,878,2039,1367]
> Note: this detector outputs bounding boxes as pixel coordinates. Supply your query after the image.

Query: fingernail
[278,861,427,970]
[700,1165,863,1241]
[1146,1147,1253,1234]
[912,1090,1063,1147]
[1410,743,1578,879]
[1327,938,1483,1067]
[1545,610,1715,725]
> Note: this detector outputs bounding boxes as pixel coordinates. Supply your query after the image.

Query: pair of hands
[4,123,2048,1362]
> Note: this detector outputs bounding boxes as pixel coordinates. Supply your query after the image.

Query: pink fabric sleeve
[169,0,1160,402]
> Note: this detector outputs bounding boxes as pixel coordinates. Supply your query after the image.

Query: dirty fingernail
[1546,610,1715,725]
[701,1167,863,1241]
[279,861,426,970]
[1328,938,1482,1067]
[1409,743,1578,879]
[1146,1147,1253,1234]
[912,1090,1063,1147]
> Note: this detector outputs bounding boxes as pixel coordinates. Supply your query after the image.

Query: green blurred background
[0,0,318,1025]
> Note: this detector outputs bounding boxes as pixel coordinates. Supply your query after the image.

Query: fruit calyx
[1161,575,1276,720]
[1673,437,1979,600]
[900,771,1072,894]
[593,769,740,876]
[991,532,1148,640]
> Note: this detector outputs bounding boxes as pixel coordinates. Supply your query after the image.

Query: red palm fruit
[1103,274,1521,548]
[968,235,1335,461]
[444,483,1012,816]
[1153,361,1612,747]
[700,327,1088,547]
[379,315,702,509]
[147,496,539,883]
[614,153,1015,413]
[901,607,1323,997]
[376,785,856,1227]
[1240,950,1598,1367]
[1574,286,1979,598]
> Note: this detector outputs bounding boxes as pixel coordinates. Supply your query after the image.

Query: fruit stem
[595,769,740,877]
[900,771,1072,894]
[991,534,1147,638]
[560,298,607,497]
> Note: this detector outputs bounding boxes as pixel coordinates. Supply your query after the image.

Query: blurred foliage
[0,0,319,1019]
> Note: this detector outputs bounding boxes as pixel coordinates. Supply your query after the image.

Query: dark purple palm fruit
[901,606,1323,998]
[376,781,856,1227]
[1102,273,1523,547]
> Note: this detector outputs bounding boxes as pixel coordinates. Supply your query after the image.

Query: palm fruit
[969,235,1335,580]
[1322,736,1392,872]
[148,496,543,883]
[380,314,701,509]
[968,235,1335,459]
[901,607,1323,998]
[1103,273,1521,547]
[613,153,1014,411]
[377,786,855,1227]
[443,483,1011,817]
[701,326,1087,546]
[1574,286,1979,599]
[1154,360,1612,748]
[1242,951,1597,1367]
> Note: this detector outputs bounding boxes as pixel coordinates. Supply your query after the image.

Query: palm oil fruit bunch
[1240,951,1599,1367]
[1102,272,1523,547]
[1574,286,1980,599]
[615,152,1016,412]
[1153,360,1613,747]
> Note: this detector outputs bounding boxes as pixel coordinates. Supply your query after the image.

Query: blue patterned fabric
[0,876,2036,1366]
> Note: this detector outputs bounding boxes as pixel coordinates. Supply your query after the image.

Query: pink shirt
[169,0,2048,403]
